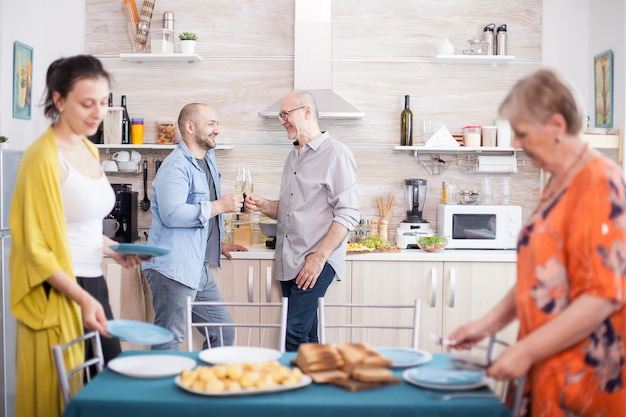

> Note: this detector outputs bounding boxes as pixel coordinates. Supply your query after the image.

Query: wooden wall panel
[89,0,543,242]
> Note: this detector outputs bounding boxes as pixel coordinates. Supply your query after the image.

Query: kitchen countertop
[226,245,517,263]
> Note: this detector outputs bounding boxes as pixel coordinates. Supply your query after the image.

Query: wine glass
[243,168,253,197]
[235,167,246,212]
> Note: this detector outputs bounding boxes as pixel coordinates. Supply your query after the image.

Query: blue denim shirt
[141,141,222,289]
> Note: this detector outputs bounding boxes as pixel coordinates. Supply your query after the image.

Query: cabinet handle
[247,265,254,303]
[448,268,456,308]
[265,265,272,302]
[430,268,437,308]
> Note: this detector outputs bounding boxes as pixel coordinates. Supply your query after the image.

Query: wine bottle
[121,95,131,145]
[400,95,413,146]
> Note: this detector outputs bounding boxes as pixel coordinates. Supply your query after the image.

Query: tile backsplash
[91,0,543,240]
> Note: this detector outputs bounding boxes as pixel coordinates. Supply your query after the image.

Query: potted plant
[0,136,8,149]
[179,32,198,54]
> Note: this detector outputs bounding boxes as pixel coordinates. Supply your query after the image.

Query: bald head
[178,103,212,135]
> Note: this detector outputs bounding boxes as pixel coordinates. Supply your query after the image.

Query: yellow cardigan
[10,127,99,417]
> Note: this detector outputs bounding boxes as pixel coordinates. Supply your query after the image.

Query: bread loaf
[352,366,394,382]
[295,343,345,373]
[306,369,349,383]
[337,343,392,372]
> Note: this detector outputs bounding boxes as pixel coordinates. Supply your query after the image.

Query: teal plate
[109,243,170,259]
[106,320,174,345]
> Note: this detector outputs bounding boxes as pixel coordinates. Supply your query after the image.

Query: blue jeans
[280,263,335,352]
[144,264,234,350]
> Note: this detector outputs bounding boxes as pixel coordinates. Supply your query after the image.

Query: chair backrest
[51,331,104,407]
[185,296,288,352]
[318,297,421,349]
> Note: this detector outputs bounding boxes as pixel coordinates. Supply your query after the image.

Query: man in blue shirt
[143,103,247,350]
[246,91,360,351]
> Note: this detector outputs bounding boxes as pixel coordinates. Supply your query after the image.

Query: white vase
[0,143,9,150]
[180,40,196,54]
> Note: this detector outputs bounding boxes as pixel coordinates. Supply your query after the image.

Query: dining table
[62,350,512,417]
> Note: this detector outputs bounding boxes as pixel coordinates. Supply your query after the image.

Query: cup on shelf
[101,160,118,172]
[112,151,131,162]
[130,150,141,162]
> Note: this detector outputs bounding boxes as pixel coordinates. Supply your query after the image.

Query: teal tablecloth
[62,351,511,417]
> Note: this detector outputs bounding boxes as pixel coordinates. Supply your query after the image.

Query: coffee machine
[396,178,433,249]
[109,184,139,243]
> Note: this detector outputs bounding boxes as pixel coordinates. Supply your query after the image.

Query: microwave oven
[437,204,522,249]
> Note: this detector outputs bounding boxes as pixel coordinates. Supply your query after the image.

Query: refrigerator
[0,150,23,417]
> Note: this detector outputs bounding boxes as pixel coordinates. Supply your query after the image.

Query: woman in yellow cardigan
[10,55,142,417]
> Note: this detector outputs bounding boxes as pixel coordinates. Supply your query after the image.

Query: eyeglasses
[278,106,306,121]
[207,120,220,127]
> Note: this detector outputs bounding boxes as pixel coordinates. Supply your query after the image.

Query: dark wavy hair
[43,55,111,121]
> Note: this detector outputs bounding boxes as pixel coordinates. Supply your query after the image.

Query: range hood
[258,0,364,119]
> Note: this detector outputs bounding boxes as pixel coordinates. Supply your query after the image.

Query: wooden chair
[51,331,104,407]
[317,297,421,349]
[185,296,288,352]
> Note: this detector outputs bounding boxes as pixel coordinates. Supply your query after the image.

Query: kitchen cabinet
[346,259,516,354]
[350,260,444,352]
[211,258,352,349]
[442,261,518,353]
[207,259,282,350]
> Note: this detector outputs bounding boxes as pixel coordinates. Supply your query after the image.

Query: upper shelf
[96,144,233,150]
[432,54,515,66]
[119,53,203,63]
[394,145,518,156]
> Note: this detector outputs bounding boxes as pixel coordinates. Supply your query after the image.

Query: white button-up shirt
[275,132,360,281]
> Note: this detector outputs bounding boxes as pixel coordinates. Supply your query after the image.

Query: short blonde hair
[499,68,586,135]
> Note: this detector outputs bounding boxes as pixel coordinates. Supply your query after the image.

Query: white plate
[108,355,197,378]
[198,346,282,365]
[403,367,490,390]
[376,347,433,368]
[175,373,312,396]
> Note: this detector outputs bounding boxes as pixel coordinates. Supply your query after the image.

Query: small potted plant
[0,136,8,150]
[179,32,198,54]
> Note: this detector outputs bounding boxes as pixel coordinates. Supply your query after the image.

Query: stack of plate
[402,366,489,390]
[117,161,139,172]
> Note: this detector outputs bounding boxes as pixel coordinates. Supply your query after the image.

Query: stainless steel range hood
[258,0,364,119]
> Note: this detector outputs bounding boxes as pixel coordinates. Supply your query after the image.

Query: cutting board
[330,377,401,392]
[291,360,400,392]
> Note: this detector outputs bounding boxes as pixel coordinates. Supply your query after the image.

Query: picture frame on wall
[594,49,613,128]
[12,41,33,120]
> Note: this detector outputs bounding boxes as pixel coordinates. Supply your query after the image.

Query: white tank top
[60,153,115,277]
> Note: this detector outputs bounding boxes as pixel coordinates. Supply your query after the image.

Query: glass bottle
[400,95,413,146]
[121,95,131,145]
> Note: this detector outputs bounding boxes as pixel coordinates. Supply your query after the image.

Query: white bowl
[117,161,139,172]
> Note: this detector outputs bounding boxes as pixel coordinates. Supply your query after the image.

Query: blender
[396,178,433,249]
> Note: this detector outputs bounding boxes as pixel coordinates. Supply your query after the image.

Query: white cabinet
[442,261,518,349]
[210,259,282,349]
[350,260,444,352]
[346,259,517,354]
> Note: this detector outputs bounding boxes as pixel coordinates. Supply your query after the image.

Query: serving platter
[175,374,312,396]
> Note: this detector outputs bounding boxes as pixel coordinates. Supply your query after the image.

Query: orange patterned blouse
[515,151,626,417]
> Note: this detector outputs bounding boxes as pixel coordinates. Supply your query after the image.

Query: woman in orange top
[448,68,625,416]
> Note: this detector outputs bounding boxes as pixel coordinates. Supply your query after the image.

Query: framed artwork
[594,49,613,128]
[12,41,33,120]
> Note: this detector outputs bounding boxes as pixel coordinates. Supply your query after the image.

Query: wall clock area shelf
[96,144,233,151]
[119,53,202,63]
[394,145,522,175]
[432,55,515,66]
